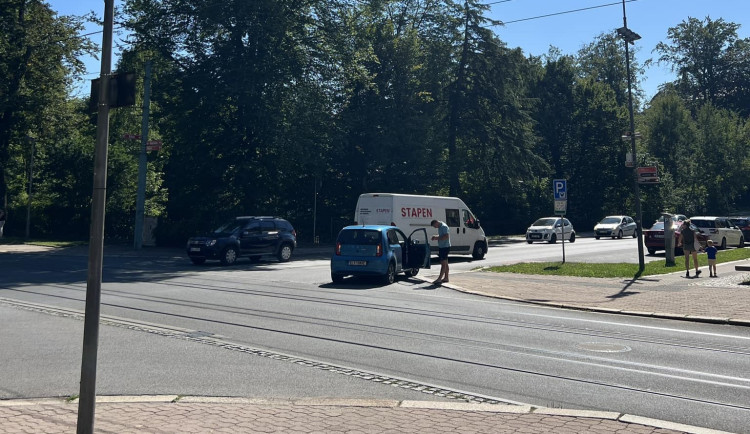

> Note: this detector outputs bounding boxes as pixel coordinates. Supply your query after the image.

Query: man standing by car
[678,219,701,278]
[431,219,450,284]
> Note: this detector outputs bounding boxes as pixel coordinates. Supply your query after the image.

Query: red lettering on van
[401,207,433,218]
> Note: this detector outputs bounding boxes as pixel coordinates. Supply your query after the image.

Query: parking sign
[553,179,567,200]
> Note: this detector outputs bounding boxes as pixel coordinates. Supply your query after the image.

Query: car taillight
[376,243,383,257]
[335,242,341,255]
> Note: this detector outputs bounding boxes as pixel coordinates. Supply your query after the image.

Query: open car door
[407,228,431,270]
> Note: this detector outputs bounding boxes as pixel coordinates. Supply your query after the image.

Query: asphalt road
[1,242,749,433]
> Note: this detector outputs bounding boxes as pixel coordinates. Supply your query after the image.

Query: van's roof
[359,193,461,200]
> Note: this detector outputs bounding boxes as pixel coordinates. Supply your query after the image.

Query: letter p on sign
[553,179,567,200]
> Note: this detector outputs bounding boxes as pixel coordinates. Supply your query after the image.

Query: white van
[354,193,488,259]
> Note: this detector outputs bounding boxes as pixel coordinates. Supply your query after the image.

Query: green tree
[655,17,750,116]
[0,0,94,233]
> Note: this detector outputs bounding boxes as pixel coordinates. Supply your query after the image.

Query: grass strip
[486,247,750,278]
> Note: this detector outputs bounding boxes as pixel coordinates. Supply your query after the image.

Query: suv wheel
[277,243,293,262]
[220,246,238,265]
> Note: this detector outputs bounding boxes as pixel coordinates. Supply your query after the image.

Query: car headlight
[206,239,217,247]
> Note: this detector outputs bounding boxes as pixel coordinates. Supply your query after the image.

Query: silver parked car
[526,217,576,244]
[594,215,637,239]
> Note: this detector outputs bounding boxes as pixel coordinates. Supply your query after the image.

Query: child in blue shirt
[705,239,718,277]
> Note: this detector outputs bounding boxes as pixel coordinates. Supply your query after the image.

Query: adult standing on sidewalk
[431,219,450,284]
[678,219,701,278]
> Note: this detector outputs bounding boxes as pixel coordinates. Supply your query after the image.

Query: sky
[48,0,749,100]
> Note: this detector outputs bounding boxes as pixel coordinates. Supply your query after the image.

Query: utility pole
[617,0,645,272]
[77,0,114,432]
[134,60,152,249]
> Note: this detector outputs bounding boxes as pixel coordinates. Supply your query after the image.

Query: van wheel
[548,234,557,244]
[383,262,396,285]
[472,243,486,259]
[569,232,576,243]
[331,273,344,283]
[220,247,238,265]
[277,243,293,262]
[720,238,727,250]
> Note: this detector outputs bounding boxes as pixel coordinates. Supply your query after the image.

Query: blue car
[331,225,431,284]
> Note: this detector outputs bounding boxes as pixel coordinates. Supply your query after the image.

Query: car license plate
[654,234,664,239]
[190,247,201,252]
[530,234,541,239]
[348,260,367,266]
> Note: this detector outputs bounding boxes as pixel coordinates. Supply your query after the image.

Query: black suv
[186,216,297,265]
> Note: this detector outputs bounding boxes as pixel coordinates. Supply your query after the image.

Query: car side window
[245,222,261,233]
[386,230,400,245]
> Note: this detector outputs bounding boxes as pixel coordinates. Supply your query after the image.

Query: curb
[0,396,731,434]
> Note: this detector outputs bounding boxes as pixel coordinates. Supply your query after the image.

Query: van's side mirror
[474,219,480,229]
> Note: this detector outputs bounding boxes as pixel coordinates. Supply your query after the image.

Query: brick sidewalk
[440,261,750,326]
[0,397,703,434]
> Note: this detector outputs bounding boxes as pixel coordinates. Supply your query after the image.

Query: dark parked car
[729,217,750,241]
[186,216,297,265]
[643,221,707,256]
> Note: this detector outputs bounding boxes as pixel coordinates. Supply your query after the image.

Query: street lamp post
[617,0,645,271]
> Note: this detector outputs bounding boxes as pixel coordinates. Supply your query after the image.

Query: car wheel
[277,243,293,262]
[647,248,656,255]
[331,273,344,283]
[190,257,206,265]
[739,237,745,248]
[595,236,600,240]
[526,240,533,244]
[617,230,623,239]
[383,262,396,285]
[472,242,486,259]
[220,246,238,266]
[632,230,637,238]
[720,238,727,250]
[569,232,576,243]
[405,268,419,277]
[548,234,557,244]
